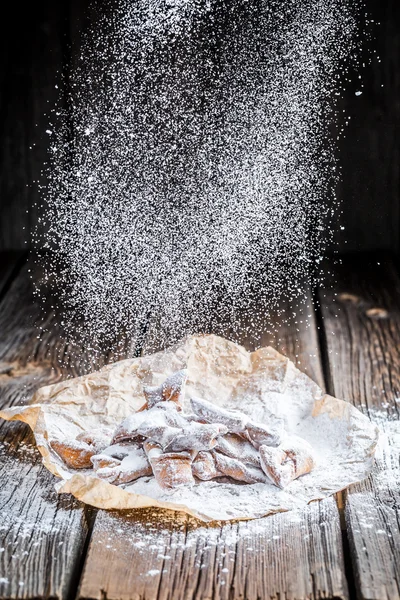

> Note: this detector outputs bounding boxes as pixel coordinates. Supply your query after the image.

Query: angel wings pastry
[0,334,379,522]
[49,368,315,491]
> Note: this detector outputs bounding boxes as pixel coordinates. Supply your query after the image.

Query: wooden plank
[0,258,102,600]
[78,293,348,600]
[319,254,400,600]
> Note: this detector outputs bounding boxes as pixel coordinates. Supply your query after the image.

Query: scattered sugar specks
[34,0,364,356]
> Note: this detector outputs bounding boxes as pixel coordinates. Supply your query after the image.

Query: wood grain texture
[78,293,348,600]
[0,256,102,600]
[79,499,346,600]
[319,254,400,600]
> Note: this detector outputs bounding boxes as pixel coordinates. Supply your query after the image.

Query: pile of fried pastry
[50,369,316,490]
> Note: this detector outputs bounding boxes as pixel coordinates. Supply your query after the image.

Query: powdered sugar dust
[35,0,366,360]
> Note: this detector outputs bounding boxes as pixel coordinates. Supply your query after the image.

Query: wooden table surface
[0,251,399,600]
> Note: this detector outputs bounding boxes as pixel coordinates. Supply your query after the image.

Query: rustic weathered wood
[319,255,400,600]
[78,294,348,600]
[0,257,102,600]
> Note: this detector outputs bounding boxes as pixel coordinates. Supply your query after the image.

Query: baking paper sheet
[0,334,379,521]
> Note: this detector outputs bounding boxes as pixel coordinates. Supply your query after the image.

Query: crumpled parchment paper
[0,334,379,521]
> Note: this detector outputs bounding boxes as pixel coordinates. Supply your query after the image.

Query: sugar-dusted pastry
[91,454,121,470]
[76,430,111,451]
[144,441,195,490]
[50,439,96,469]
[161,403,190,427]
[143,440,163,462]
[112,412,148,445]
[143,386,163,410]
[214,433,261,466]
[259,436,316,488]
[50,428,111,469]
[136,403,190,447]
[143,369,187,409]
[94,444,152,484]
[190,397,248,432]
[245,421,283,449]
[162,369,187,404]
[163,422,228,453]
[49,366,317,494]
[90,442,133,470]
[136,421,181,449]
[212,450,268,484]
[111,401,185,444]
[192,451,220,481]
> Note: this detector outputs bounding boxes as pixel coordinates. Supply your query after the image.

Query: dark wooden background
[0,0,398,253]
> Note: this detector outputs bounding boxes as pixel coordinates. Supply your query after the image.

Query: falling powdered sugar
[35,0,365,357]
